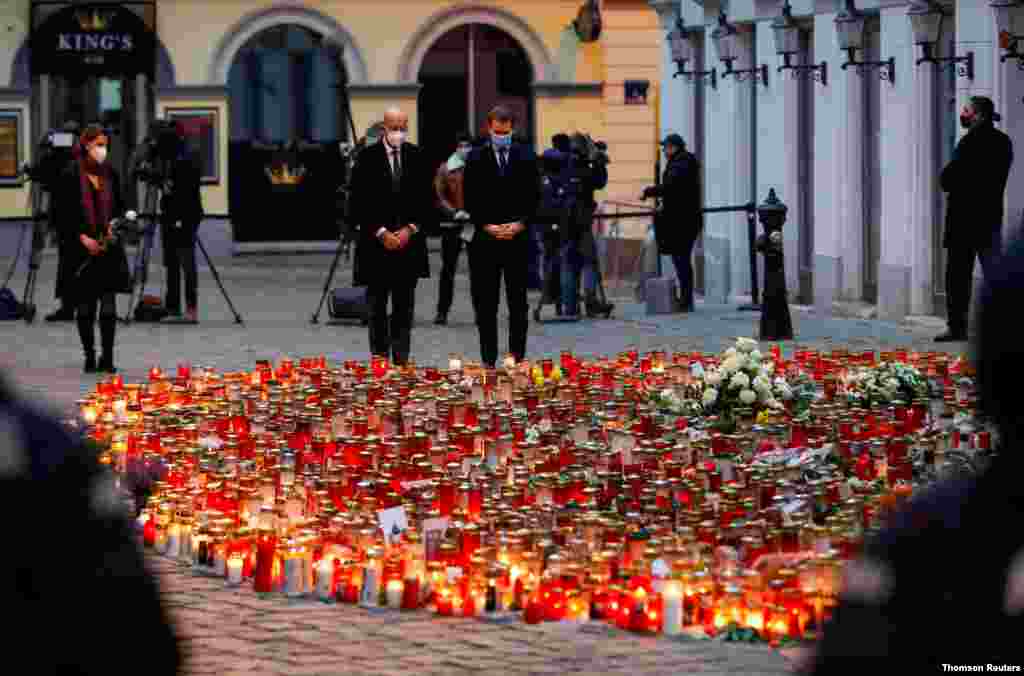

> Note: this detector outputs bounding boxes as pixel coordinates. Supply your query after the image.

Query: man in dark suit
[463,105,540,368]
[936,96,1013,342]
[349,107,432,366]
[641,133,702,312]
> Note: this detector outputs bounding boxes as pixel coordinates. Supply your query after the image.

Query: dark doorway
[417,24,534,174]
[226,24,349,242]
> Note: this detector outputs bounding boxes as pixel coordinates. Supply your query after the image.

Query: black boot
[77,316,97,373]
[585,294,614,319]
[98,316,117,373]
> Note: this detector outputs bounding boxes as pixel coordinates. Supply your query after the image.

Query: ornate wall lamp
[990,0,1024,67]
[772,0,827,85]
[835,0,895,83]
[668,17,718,88]
[711,11,769,86]
[908,0,973,79]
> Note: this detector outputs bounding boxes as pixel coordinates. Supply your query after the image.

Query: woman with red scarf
[55,124,131,373]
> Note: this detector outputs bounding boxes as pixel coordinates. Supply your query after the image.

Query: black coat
[463,143,540,248]
[645,151,702,256]
[159,153,205,260]
[349,141,434,287]
[53,164,132,301]
[941,121,1013,249]
[0,377,181,674]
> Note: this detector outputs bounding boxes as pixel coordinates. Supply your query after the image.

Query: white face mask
[90,146,108,164]
[386,130,406,147]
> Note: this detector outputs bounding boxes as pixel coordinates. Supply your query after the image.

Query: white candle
[178,525,193,564]
[166,524,181,558]
[316,560,334,601]
[284,556,303,597]
[503,356,516,369]
[360,565,380,607]
[449,358,462,371]
[227,556,244,585]
[386,579,404,608]
[662,582,684,636]
[213,547,227,577]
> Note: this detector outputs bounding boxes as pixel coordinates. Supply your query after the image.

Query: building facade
[0,0,667,248]
[653,0,1024,320]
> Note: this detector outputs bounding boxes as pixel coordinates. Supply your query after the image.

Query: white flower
[705,369,723,387]
[758,388,774,404]
[752,375,771,394]
[660,388,675,400]
[739,389,757,405]
[729,372,750,390]
[773,376,788,389]
[760,362,776,377]
[885,377,900,391]
[749,350,763,364]
[703,388,719,405]
[736,338,758,353]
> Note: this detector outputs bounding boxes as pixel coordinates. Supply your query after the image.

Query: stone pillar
[812,12,843,314]
[728,28,756,301]
[838,51,865,301]
[702,11,732,305]
[994,18,1024,245]
[877,5,922,321]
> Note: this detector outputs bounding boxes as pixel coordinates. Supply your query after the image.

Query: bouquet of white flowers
[842,361,928,406]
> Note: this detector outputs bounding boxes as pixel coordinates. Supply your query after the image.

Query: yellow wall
[0,97,31,219]
[157,98,229,215]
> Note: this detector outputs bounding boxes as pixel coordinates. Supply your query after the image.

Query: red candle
[436,588,454,616]
[401,577,421,609]
[143,517,156,547]
[253,533,277,593]
[524,595,544,624]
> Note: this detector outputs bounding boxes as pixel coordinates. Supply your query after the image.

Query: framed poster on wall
[0,110,22,185]
[165,107,219,184]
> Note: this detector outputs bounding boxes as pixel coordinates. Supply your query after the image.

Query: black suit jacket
[159,152,204,229]
[463,143,540,246]
[350,141,433,286]
[941,122,1013,249]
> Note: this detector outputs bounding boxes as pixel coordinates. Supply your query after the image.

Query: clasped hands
[81,222,114,256]
[484,222,525,240]
[380,225,415,251]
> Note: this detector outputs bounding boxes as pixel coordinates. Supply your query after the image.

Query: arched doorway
[226,24,350,242]
[417,24,533,173]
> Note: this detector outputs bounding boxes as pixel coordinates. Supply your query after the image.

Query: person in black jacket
[463,105,540,368]
[641,133,702,312]
[0,374,181,674]
[156,125,204,324]
[53,125,132,373]
[936,96,1013,343]
[802,233,1024,672]
[349,107,433,366]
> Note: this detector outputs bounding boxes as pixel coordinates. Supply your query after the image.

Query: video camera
[20,124,80,191]
[132,118,182,187]
[569,133,610,167]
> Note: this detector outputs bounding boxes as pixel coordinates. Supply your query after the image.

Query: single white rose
[739,389,757,405]
[885,378,900,391]
[758,388,774,404]
[753,375,771,394]
[729,372,750,390]
[705,369,723,387]
[702,388,719,405]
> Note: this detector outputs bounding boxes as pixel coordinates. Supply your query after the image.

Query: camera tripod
[125,179,244,325]
[1,177,49,323]
[311,71,362,325]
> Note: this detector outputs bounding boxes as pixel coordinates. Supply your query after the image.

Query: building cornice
[156,85,229,101]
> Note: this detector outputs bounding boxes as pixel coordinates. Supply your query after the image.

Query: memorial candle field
[73,343,992,646]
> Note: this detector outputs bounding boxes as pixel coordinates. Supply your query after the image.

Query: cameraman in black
[560,133,612,319]
[36,122,81,322]
[150,124,203,324]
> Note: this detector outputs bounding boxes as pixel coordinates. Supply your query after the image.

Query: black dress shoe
[935,330,967,343]
[46,308,75,322]
[84,353,97,374]
[434,314,448,326]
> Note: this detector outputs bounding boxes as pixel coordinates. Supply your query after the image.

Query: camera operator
[147,124,203,324]
[432,133,473,326]
[560,133,611,319]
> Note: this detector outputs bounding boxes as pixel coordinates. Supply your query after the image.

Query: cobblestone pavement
[152,555,795,676]
[1,221,958,674]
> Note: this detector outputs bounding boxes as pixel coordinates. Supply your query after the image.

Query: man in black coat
[641,134,702,312]
[157,126,205,324]
[349,107,433,366]
[0,374,181,674]
[936,96,1013,342]
[463,105,540,368]
[802,233,1024,672]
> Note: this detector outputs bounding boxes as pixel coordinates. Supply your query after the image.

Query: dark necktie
[498,148,508,174]
[391,149,402,184]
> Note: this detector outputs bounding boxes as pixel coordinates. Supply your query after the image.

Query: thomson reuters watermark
[941,666,1022,673]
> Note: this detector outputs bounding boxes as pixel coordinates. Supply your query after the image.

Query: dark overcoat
[940,122,1013,249]
[646,151,702,256]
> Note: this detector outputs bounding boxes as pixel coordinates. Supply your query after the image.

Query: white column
[878,5,923,320]
[650,1,687,140]
[993,14,1024,242]
[838,50,865,301]
[703,11,733,305]
[728,27,756,301]
[812,12,843,314]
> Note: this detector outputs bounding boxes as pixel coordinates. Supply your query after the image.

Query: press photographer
[135,120,204,323]
[20,121,81,322]
[561,132,612,319]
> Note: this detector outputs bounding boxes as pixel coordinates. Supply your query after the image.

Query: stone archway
[208,3,369,86]
[398,4,554,83]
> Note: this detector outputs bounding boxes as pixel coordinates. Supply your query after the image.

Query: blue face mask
[491,133,512,149]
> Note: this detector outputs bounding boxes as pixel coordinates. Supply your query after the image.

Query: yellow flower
[756,410,771,424]
[550,366,563,382]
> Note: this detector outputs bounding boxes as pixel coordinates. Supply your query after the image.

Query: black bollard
[755,189,794,341]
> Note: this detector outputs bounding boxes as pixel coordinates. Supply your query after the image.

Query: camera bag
[329,287,369,324]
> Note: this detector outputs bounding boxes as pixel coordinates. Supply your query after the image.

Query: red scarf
[78,156,113,238]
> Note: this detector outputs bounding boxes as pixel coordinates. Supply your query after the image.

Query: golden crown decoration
[75,9,115,32]
[265,163,307,186]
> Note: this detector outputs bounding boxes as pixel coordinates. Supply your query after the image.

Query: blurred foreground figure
[807,236,1024,670]
[0,376,181,674]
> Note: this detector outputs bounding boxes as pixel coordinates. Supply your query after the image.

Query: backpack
[0,288,24,321]
[536,173,572,227]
